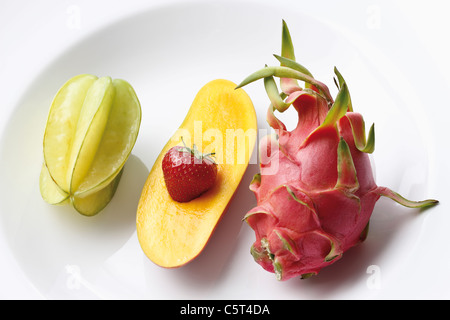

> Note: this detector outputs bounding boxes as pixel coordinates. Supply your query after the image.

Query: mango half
[40,74,141,216]
[137,79,257,268]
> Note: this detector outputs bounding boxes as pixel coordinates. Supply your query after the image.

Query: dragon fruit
[236,21,438,281]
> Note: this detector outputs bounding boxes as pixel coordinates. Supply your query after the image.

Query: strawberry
[162,140,218,202]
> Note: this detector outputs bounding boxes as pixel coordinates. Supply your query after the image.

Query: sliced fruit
[72,169,124,216]
[136,79,257,268]
[66,76,116,193]
[43,74,98,192]
[40,74,141,216]
[40,162,124,216]
[39,163,69,205]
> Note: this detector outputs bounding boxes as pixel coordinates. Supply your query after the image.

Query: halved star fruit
[40,74,141,216]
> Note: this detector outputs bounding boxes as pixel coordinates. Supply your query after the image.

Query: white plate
[1,0,449,299]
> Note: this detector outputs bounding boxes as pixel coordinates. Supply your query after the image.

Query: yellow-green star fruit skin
[40,74,141,216]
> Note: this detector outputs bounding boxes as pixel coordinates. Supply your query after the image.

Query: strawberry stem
[179,137,217,164]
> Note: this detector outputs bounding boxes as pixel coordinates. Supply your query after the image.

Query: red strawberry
[162,140,218,202]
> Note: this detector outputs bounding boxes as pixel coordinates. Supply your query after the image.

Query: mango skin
[136,79,257,268]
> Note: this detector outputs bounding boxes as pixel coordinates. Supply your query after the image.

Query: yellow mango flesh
[137,79,257,268]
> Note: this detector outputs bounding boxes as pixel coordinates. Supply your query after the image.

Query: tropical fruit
[162,141,218,203]
[40,74,141,216]
[236,21,439,280]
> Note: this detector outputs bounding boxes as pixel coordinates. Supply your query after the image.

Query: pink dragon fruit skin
[236,21,438,281]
